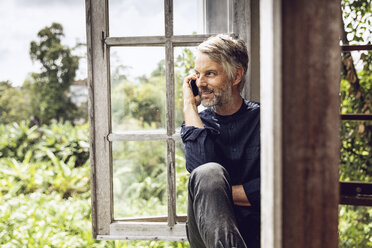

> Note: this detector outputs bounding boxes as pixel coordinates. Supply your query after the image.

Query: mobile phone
[189,79,198,96]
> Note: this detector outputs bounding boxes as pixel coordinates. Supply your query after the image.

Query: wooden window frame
[339,44,372,207]
[85,0,257,240]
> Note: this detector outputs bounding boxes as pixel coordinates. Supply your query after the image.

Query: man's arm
[181,75,221,172]
[232,185,251,206]
[183,74,203,128]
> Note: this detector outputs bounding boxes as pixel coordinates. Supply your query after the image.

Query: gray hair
[197,34,249,92]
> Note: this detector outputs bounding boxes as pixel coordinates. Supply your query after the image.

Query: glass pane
[174,0,232,35]
[341,2,372,46]
[110,47,166,131]
[340,50,371,115]
[109,0,164,37]
[339,205,372,247]
[340,120,372,182]
[113,141,167,219]
[176,140,188,216]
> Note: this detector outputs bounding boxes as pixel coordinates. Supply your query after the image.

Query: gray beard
[201,83,232,108]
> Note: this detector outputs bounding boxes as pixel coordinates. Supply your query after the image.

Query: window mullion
[167,139,176,226]
[164,0,177,227]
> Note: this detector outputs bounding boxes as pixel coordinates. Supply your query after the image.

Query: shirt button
[233,148,237,152]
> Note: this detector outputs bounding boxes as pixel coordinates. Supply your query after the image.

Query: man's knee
[189,162,230,192]
[191,162,226,179]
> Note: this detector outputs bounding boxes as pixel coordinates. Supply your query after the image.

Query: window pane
[113,141,167,219]
[109,0,164,37]
[176,140,188,216]
[110,47,166,131]
[340,120,372,182]
[340,50,371,115]
[174,0,232,35]
[341,2,372,46]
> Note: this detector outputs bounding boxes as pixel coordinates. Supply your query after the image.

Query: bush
[0,121,189,247]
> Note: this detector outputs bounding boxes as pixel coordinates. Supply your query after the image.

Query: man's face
[194,52,232,108]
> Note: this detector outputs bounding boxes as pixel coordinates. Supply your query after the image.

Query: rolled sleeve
[181,124,220,173]
[243,178,260,210]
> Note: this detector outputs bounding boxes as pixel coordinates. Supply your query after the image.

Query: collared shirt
[181,99,260,210]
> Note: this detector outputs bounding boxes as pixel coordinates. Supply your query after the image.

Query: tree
[29,23,79,125]
[0,81,31,124]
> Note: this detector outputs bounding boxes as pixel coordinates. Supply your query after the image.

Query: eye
[206,71,216,76]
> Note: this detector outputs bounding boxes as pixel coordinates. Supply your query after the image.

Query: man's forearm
[232,185,251,206]
[184,104,204,128]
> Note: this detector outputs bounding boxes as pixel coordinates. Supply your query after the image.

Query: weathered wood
[234,0,249,100]
[85,0,97,238]
[340,182,372,206]
[115,215,187,223]
[233,0,260,102]
[249,0,260,102]
[164,0,177,228]
[97,222,187,241]
[171,34,215,46]
[86,0,112,237]
[167,139,177,226]
[108,131,167,141]
[105,34,215,47]
[86,0,252,240]
[260,0,283,247]
[282,0,341,247]
[108,131,182,142]
[106,36,166,46]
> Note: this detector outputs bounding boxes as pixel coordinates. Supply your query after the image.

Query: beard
[200,82,232,108]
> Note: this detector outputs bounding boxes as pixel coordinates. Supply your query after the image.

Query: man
[181,34,260,248]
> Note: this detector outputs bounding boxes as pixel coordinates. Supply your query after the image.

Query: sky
[0,0,86,86]
[0,0,203,87]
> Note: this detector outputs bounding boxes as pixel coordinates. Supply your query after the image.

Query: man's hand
[183,74,203,128]
[232,185,251,207]
[183,74,201,107]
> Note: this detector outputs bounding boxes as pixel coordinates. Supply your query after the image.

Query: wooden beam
[97,222,187,241]
[85,0,112,237]
[340,182,372,206]
[260,0,283,247]
[105,34,214,47]
[282,0,341,247]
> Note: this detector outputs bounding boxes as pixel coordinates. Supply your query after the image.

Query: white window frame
[85,0,258,240]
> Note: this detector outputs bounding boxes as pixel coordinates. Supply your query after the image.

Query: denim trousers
[186,162,248,248]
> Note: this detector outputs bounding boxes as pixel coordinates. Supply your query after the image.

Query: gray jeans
[186,162,247,248]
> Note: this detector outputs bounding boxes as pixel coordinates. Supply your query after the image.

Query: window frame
[339,44,372,207]
[85,0,256,240]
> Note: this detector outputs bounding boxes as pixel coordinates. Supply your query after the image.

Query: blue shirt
[181,99,260,210]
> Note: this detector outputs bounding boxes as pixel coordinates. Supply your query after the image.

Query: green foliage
[29,23,80,125]
[339,206,372,248]
[342,0,371,44]
[0,122,190,247]
[113,141,168,217]
[340,72,372,182]
[0,81,32,124]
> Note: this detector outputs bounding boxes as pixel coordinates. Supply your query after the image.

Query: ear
[232,67,244,86]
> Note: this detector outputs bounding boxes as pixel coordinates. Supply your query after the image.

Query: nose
[197,75,207,88]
